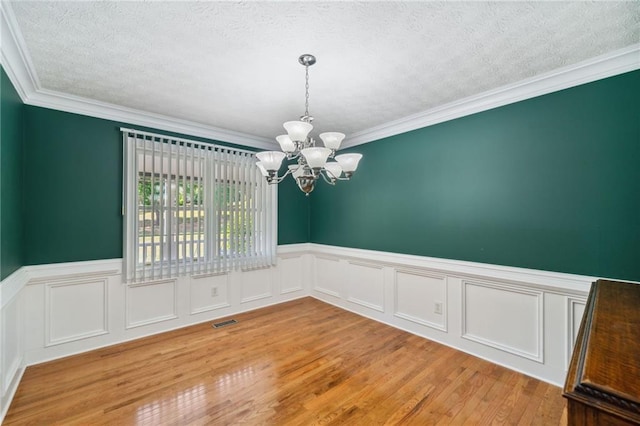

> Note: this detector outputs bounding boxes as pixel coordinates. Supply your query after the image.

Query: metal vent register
[212,319,238,328]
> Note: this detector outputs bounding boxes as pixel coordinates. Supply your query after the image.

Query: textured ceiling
[8,1,640,142]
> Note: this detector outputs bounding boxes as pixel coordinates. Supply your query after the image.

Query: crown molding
[25,88,278,150]
[0,1,39,102]
[0,1,276,151]
[341,44,640,149]
[2,1,638,151]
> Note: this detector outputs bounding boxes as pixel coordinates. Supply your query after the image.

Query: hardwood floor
[4,297,566,425]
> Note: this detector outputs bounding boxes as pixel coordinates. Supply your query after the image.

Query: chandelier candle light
[256,54,362,195]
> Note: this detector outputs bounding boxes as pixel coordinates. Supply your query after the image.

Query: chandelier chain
[304,65,310,119]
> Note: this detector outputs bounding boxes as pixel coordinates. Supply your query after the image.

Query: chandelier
[256,54,362,195]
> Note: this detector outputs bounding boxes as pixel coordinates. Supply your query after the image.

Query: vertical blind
[122,129,277,283]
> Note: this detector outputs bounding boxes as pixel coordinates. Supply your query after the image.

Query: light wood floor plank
[4,297,566,425]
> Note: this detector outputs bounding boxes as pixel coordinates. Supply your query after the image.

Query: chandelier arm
[286,152,302,161]
[267,167,294,184]
[319,170,338,186]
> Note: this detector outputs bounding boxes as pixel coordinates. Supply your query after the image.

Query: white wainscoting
[313,256,343,298]
[46,277,109,345]
[189,273,230,315]
[346,261,385,312]
[394,269,448,332]
[307,244,595,386]
[279,255,305,295]
[126,279,178,329]
[240,267,273,303]
[0,247,310,422]
[2,297,23,392]
[0,268,27,422]
[0,243,602,421]
[566,296,588,368]
[461,280,544,363]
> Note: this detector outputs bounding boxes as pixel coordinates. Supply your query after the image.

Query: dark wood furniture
[564,279,640,425]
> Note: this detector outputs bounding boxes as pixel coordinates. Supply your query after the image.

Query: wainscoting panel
[189,273,230,315]
[240,268,273,303]
[279,256,304,294]
[1,293,22,394]
[1,268,27,421]
[45,278,109,346]
[126,279,178,329]
[346,262,385,312]
[394,269,447,332]
[566,296,587,368]
[462,280,543,362]
[313,256,342,298]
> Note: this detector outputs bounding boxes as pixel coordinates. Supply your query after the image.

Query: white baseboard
[0,363,24,423]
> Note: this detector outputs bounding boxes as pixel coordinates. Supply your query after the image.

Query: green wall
[277,177,310,244]
[310,70,640,282]
[24,107,124,264]
[22,107,309,266]
[7,69,639,280]
[1,67,25,280]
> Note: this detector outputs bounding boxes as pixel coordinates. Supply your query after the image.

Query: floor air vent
[212,319,238,328]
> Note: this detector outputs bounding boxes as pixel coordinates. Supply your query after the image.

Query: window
[122,129,277,282]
